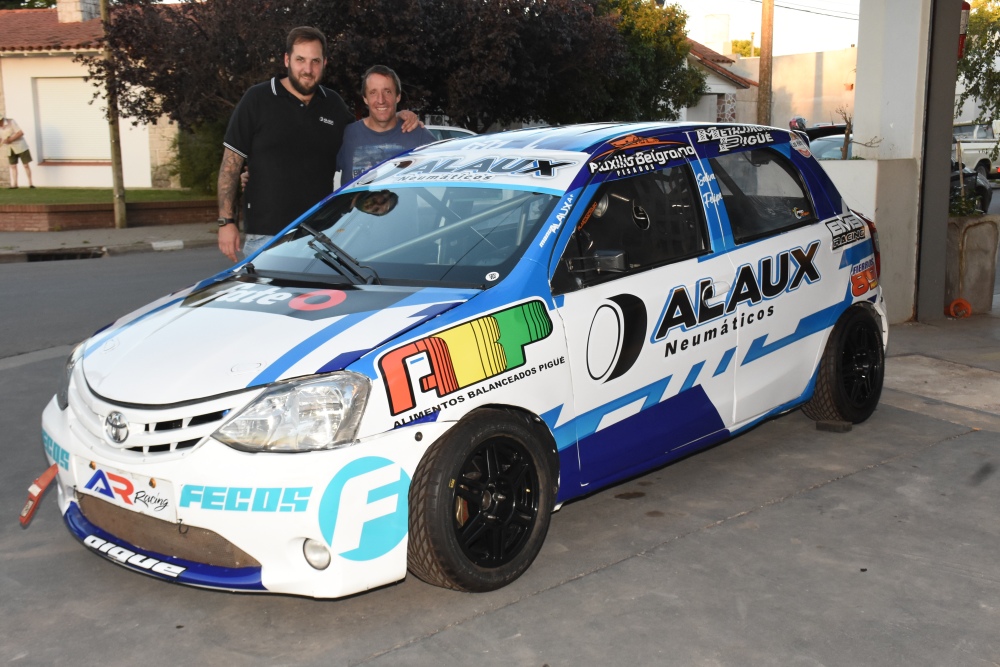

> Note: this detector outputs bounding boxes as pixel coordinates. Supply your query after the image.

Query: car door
[551,152,738,489]
[706,145,844,424]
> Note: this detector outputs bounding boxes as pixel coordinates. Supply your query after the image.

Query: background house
[0,0,176,188]
[684,40,758,123]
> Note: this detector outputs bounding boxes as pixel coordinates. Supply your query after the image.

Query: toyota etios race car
[34,122,886,598]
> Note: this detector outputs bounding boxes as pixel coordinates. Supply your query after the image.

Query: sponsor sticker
[825,214,867,250]
[588,136,697,178]
[850,257,879,296]
[694,126,776,153]
[179,485,311,513]
[83,535,186,578]
[75,461,176,521]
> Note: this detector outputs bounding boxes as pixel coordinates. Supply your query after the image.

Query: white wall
[0,54,152,188]
[729,49,857,128]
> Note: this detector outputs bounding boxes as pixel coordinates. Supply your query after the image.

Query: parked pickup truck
[953,120,1000,181]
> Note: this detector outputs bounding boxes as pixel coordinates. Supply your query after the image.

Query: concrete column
[851,0,959,323]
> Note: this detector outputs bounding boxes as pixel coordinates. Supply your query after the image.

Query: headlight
[213,372,370,452]
[56,342,85,411]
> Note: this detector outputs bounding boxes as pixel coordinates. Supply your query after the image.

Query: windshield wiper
[299,222,380,285]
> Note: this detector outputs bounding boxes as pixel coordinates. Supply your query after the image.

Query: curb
[0,237,218,263]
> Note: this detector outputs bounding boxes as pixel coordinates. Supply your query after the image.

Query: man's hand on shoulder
[398,110,423,133]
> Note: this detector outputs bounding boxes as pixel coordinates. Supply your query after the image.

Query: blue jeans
[242,234,273,258]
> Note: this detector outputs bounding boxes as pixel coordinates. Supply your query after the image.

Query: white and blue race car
[37,122,885,598]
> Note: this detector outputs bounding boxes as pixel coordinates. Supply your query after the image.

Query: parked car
[35,122,886,598]
[952,120,1000,181]
[809,133,853,160]
[425,124,476,141]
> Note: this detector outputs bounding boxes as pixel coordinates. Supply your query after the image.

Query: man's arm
[217,147,245,262]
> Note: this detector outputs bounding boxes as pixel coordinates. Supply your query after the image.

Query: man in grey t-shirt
[337,65,435,183]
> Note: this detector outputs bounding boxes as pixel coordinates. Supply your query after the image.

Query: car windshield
[249,185,559,288]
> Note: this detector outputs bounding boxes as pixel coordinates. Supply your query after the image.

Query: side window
[552,164,708,294]
[709,149,816,244]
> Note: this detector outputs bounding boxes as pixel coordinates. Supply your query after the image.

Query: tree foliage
[730,39,760,57]
[956,0,1000,123]
[84,0,706,134]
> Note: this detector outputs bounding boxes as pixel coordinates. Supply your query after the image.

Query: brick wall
[0,200,216,232]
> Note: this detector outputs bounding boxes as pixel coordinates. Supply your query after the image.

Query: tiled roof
[0,9,103,53]
[687,38,758,89]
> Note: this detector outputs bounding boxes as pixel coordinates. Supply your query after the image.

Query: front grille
[79,495,260,569]
[66,363,261,459]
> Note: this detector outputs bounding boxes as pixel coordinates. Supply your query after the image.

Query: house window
[34,77,111,162]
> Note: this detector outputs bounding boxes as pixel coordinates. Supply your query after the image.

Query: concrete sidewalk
[0,222,219,262]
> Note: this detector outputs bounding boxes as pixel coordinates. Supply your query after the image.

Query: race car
[34,122,886,598]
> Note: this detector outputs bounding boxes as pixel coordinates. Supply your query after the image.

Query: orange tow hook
[20,463,59,527]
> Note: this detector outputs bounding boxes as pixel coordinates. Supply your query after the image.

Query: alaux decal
[83,535,186,577]
[694,126,776,153]
[850,257,879,297]
[358,156,578,186]
[825,213,867,250]
[380,301,553,419]
[538,194,575,248]
[587,294,647,382]
[653,241,821,352]
[588,135,697,178]
[318,457,410,562]
[181,281,411,321]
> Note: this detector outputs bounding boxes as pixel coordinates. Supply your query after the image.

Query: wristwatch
[217,218,236,228]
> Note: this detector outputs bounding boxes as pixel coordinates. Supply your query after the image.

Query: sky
[674,0,861,56]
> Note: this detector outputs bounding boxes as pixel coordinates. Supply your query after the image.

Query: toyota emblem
[104,412,129,444]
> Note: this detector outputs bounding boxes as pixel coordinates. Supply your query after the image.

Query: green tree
[730,38,760,57]
[956,0,1000,124]
[597,0,707,121]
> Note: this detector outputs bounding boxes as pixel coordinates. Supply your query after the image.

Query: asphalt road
[1,248,998,666]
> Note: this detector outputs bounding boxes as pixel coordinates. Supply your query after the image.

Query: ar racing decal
[588,135,696,178]
[318,457,410,562]
[653,242,821,356]
[380,301,553,420]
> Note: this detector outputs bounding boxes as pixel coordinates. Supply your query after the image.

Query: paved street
[1,248,998,666]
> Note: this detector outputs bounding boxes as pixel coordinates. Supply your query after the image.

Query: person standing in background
[0,114,35,189]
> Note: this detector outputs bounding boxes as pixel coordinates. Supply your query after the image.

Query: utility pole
[99,0,126,229]
[757,0,774,126]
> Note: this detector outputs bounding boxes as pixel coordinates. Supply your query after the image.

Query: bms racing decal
[588,135,697,178]
[653,241,821,349]
[380,301,553,419]
[825,213,867,249]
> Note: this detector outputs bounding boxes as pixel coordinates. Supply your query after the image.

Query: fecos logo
[318,457,410,562]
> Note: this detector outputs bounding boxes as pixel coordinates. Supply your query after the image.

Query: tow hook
[20,463,59,527]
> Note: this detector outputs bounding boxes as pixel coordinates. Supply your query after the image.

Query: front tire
[408,409,555,592]
[802,306,885,423]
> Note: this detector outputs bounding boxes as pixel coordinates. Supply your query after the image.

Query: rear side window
[552,164,709,293]
[709,149,816,244]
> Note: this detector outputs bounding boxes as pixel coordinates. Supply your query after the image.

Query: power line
[744,0,859,21]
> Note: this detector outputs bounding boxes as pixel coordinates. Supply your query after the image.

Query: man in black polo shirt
[216,27,418,262]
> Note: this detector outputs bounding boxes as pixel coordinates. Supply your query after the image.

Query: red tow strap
[20,463,59,527]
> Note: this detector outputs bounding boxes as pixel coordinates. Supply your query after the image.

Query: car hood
[81,278,476,405]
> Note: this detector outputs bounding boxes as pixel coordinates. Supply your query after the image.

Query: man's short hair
[361,65,402,97]
[286,26,327,58]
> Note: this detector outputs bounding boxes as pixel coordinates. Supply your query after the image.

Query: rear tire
[802,307,885,423]
[407,409,554,592]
